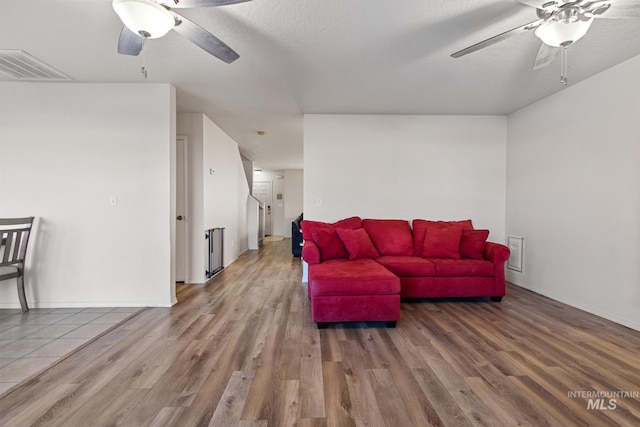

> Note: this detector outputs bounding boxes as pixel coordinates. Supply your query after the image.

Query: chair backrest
[0,217,34,267]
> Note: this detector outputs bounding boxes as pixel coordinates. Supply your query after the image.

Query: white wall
[0,82,176,308]
[507,55,640,331]
[304,114,507,243]
[284,169,304,238]
[177,113,249,283]
[203,116,249,267]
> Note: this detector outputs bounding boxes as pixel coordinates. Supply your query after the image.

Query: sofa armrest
[302,241,321,265]
[484,242,510,298]
[483,242,510,264]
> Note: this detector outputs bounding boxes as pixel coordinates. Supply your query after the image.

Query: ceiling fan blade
[516,0,556,9]
[596,3,640,18]
[451,19,544,58]
[533,42,559,69]
[171,13,240,63]
[157,0,251,8]
[117,26,144,56]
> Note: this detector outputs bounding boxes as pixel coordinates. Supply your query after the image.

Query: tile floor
[0,307,143,395]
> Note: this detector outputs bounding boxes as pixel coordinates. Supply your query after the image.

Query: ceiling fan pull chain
[141,37,148,79]
[560,44,568,86]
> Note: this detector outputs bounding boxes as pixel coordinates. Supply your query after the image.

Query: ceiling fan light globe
[112,0,175,39]
[534,18,593,47]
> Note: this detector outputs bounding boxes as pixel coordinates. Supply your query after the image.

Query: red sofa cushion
[362,219,414,256]
[335,228,379,260]
[311,228,347,261]
[422,226,463,259]
[429,259,494,277]
[311,294,400,323]
[309,260,400,296]
[400,276,495,299]
[460,229,489,260]
[300,216,362,242]
[412,219,473,257]
[375,256,436,277]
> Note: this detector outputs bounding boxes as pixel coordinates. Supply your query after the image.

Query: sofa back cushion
[300,216,362,242]
[412,219,473,257]
[362,219,414,256]
[335,228,380,260]
[422,226,463,259]
[460,229,489,260]
[311,228,348,261]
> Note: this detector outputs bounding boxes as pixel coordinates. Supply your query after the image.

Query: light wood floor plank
[322,361,355,426]
[280,379,301,427]
[209,370,255,427]
[343,367,386,427]
[412,367,473,427]
[87,388,149,427]
[146,406,185,427]
[298,356,325,419]
[367,368,418,426]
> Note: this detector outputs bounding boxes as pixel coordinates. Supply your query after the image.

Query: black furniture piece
[292,213,303,257]
[1,217,35,312]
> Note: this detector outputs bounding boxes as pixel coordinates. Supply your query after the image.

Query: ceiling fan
[112,0,251,64]
[451,0,640,84]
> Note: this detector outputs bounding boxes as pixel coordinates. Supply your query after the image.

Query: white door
[253,181,272,236]
[175,136,187,282]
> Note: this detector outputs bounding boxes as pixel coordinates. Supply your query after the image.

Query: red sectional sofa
[301,217,510,328]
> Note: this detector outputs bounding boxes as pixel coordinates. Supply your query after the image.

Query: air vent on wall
[0,50,72,81]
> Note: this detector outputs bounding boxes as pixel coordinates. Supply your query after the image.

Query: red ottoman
[308,259,401,328]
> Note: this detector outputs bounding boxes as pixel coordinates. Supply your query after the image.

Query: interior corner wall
[0,82,176,308]
[177,113,249,284]
[284,169,304,238]
[506,55,640,331]
[303,114,507,243]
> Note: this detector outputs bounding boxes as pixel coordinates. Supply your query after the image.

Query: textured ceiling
[3,0,640,170]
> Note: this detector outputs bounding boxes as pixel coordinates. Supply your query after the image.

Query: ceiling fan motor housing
[535,5,594,46]
[113,0,175,39]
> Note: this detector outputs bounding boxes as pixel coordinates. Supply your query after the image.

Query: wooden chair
[0,217,35,312]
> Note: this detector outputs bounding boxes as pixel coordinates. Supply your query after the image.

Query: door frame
[175,135,189,283]
[253,180,273,236]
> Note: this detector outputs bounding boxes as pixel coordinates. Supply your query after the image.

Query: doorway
[252,181,272,236]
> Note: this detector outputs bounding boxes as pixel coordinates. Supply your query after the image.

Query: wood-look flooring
[1,238,639,426]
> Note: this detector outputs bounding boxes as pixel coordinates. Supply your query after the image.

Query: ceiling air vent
[0,50,72,81]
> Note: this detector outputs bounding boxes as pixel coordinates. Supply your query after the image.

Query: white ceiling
[3,0,640,170]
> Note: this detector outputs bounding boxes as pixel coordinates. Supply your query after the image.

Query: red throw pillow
[422,227,463,259]
[300,216,362,242]
[412,219,473,257]
[332,216,362,230]
[335,228,379,260]
[460,229,489,260]
[312,228,348,261]
[362,219,414,256]
[300,220,331,241]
